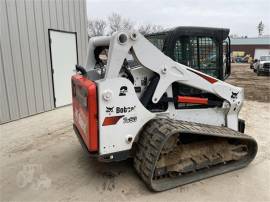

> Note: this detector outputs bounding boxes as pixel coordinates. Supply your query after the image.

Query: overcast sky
[86,0,270,37]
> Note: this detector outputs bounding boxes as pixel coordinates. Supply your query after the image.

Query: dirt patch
[227,64,270,102]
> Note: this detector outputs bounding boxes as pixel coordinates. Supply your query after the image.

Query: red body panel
[72,75,98,152]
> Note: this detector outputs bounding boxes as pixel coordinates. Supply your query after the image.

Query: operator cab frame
[146,26,231,81]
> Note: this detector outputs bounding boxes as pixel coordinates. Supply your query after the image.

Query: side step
[134,119,258,191]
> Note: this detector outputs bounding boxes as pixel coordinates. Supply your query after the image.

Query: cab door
[173,36,220,78]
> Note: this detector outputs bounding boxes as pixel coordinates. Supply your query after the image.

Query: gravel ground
[0,64,270,202]
[227,64,270,103]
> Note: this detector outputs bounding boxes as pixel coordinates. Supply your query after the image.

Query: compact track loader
[72,29,257,191]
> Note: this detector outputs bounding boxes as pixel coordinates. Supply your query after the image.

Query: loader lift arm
[85,31,243,131]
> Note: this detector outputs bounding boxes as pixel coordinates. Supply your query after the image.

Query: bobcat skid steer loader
[71,30,257,191]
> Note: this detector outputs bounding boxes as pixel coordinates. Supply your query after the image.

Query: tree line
[229,21,265,38]
[88,13,164,37]
[89,14,266,38]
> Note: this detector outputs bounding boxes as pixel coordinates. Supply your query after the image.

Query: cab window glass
[174,36,218,78]
[148,37,164,50]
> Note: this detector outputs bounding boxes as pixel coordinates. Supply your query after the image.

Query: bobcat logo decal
[106,106,114,113]
[231,92,239,99]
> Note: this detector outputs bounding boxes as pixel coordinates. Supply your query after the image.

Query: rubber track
[134,118,257,191]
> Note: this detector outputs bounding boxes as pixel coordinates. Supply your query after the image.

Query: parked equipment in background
[253,55,270,76]
[231,51,252,64]
[72,29,257,191]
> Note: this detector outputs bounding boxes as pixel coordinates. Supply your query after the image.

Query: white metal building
[0,0,88,124]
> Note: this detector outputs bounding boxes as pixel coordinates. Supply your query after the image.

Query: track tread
[134,118,257,191]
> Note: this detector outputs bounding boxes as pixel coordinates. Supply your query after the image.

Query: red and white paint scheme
[72,31,244,156]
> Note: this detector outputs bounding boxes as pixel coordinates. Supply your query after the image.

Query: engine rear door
[72,75,98,152]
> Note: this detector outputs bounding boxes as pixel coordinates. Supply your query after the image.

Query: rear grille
[263,63,270,69]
